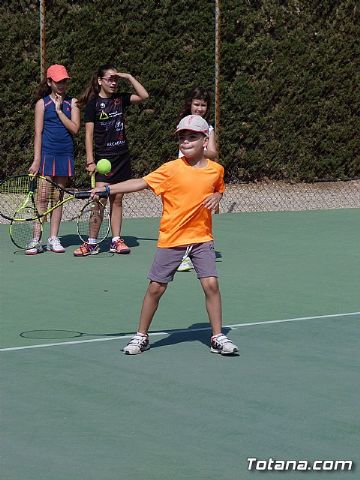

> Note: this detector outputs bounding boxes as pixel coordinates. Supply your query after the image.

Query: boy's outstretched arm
[92,178,148,196]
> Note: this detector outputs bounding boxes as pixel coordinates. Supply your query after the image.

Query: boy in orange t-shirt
[92,115,239,356]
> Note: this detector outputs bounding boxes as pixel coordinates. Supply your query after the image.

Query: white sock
[88,238,97,244]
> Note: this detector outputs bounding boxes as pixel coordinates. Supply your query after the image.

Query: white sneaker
[122,333,150,355]
[211,334,239,355]
[47,236,65,253]
[177,256,193,272]
[25,239,43,255]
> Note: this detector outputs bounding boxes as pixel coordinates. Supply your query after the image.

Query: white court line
[0,311,359,352]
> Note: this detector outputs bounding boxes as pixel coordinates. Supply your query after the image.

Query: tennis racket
[0,174,107,221]
[0,174,108,249]
[76,172,110,244]
[10,215,43,250]
[0,174,40,222]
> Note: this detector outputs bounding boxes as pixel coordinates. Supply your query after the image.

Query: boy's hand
[203,192,222,211]
[90,187,105,198]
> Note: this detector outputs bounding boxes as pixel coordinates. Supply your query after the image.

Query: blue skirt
[40,152,74,177]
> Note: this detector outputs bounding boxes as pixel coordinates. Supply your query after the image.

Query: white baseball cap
[176,115,209,136]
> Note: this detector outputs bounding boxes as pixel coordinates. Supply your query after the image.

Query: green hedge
[1,0,359,185]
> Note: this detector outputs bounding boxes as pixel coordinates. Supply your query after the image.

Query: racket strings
[0,176,36,221]
[10,209,42,249]
[77,200,110,243]
[34,178,68,218]
[0,175,32,194]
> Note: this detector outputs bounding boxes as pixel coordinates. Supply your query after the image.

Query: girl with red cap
[27,64,80,255]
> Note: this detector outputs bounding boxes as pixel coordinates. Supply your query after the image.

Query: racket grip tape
[74,191,109,199]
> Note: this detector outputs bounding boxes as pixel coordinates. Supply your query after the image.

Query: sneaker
[47,236,65,253]
[210,334,239,355]
[73,242,99,257]
[177,256,193,272]
[110,238,130,254]
[25,239,43,256]
[122,333,150,355]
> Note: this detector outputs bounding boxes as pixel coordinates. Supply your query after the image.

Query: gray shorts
[148,241,218,283]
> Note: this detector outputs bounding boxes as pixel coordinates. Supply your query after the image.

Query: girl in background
[177,86,217,161]
[28,64,80,255]
[74,64,149,256]
[177,86,218,271]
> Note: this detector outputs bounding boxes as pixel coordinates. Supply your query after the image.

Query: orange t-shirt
[143,158,225,248]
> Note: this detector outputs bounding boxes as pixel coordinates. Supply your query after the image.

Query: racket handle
[91,172,95,189]
[74,191,109,199]
[97,191,109,198]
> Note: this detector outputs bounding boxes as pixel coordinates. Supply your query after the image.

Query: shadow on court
[19,329,129,340]
[59,234,152,248]
[19,323,231,350]
[150,323,231,349]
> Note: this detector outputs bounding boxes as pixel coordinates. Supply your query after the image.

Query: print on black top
[84,93,132,158]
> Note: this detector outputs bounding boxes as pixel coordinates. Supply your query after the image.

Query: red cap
[46,64,70,82]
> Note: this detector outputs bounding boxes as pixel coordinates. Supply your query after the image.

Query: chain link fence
[219,179,360,214]
[1,179,359,226]
[79,178,360,220]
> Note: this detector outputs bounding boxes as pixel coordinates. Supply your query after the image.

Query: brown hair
[179,86,212,122]
[34,79,52,103]
[77,64,118,108]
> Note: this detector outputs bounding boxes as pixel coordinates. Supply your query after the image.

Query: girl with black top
[74,64,149,256]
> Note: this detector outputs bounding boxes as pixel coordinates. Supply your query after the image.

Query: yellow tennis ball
[97,158,111,175]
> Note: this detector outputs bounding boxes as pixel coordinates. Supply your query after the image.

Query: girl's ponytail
[77,64,118,108]
[34,79,51,103]
[77,72,100,108]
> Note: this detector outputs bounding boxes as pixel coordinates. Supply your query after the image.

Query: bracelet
[86,162,95,166]
[104,185,111,196]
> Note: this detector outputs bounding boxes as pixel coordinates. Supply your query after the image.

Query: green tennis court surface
[1,210,359,479]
